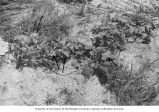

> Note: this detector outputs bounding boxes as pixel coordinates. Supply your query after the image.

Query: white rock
[0,38,9,56]
[91,0,104,7]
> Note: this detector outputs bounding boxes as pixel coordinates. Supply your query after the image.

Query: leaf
[61,50,70,57]
[49,51,56,56]
[102,50,112,60]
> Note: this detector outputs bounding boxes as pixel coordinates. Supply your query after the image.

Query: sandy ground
[0,54,116,105]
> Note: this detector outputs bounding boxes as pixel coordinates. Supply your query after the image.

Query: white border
[0,106,159,112]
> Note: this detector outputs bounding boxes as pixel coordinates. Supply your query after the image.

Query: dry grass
[106,61,159,105]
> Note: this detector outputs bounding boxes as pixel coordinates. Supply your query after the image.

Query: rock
[91,0,104,7]
[0,37,9,56]
[128,38,134,43]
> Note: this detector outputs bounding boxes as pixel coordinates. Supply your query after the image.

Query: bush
[4,0,72,72]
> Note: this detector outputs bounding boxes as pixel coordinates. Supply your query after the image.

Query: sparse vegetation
[1,0,159,106]
[106,62,159,105]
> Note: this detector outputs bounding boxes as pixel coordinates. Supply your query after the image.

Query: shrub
[4,0,72,72]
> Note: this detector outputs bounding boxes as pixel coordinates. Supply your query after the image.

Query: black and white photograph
[0,0,159,109]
